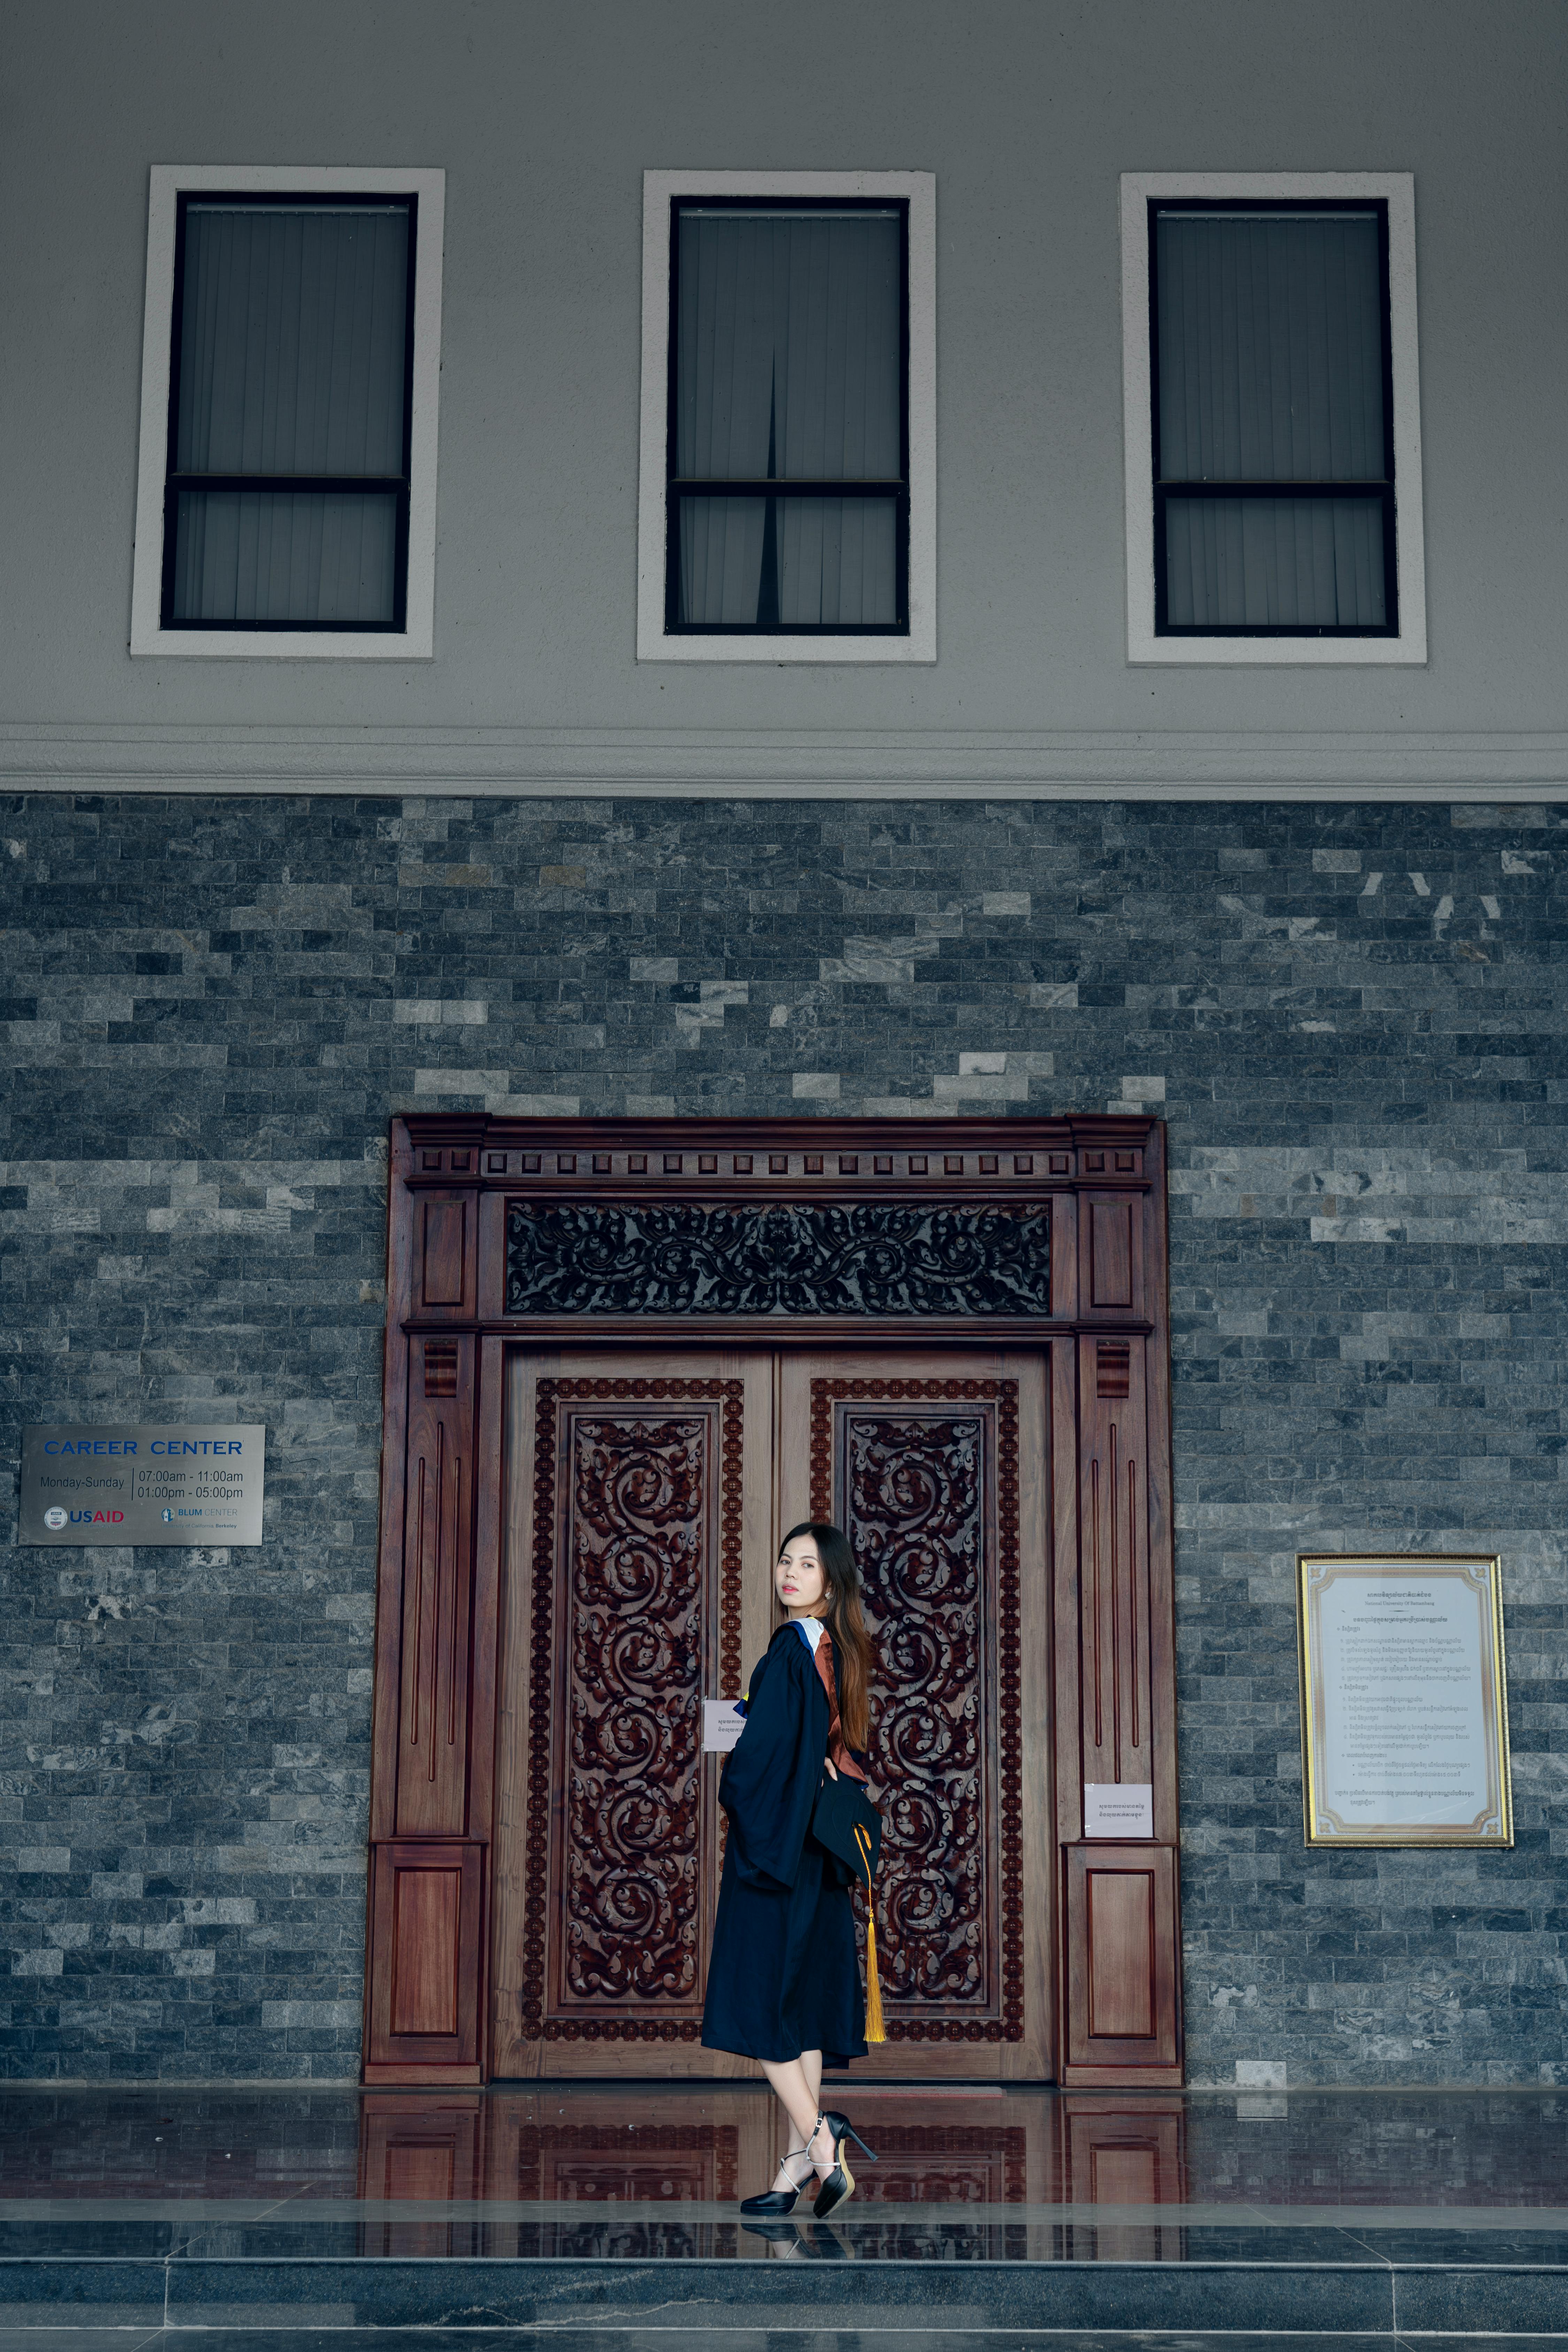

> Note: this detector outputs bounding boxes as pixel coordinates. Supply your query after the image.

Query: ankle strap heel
[739,2139,816,2218]
[821,2109,878,2163]
[812,2110,863,2221]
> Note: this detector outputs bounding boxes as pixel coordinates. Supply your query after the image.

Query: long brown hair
[778,1520,874,1750]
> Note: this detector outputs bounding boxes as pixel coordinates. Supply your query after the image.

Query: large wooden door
[490,1351,774,2078]
[363,1116,1181,2088]
[490,1345,1049,2078]
[778,1350,1051,2077]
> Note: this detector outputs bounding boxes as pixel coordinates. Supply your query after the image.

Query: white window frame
[637,169,936,663]
[130,164,445,660]
[1120,171,1426,666]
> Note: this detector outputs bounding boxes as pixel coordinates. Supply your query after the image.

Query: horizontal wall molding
[1,724,1566,802]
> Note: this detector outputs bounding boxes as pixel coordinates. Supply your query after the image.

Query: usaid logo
[44,1507,67,1530]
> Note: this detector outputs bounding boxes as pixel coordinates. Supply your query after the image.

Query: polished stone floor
[12,2337,1560,2352]
[8,2337,1564,2352]
[4,2080,1568,2223]
[3,2084,1568,2342]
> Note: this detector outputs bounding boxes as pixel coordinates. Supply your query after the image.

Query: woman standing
[701,1520,878,2219]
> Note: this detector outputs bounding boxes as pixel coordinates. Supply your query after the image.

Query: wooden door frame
[362,1114,1182,2088]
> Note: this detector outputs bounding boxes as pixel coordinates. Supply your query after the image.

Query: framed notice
[1297,1554,1513,1848]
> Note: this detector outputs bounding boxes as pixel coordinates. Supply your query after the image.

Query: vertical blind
[167,201,411,626]
[1155,209,1391,630]
[673,208,902,629]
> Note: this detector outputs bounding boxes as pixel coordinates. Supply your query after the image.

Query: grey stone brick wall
[1,790,1564,2083]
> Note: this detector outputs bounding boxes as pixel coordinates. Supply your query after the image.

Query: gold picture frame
[1297,1553,1513,1848]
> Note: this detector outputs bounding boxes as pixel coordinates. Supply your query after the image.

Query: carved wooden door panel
[777,1348,1054,2079]
[491,1352,776,2078]
[493,1343,1051,2080]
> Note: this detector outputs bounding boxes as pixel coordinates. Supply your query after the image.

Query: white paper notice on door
[1084,1782,1154,1838]
[702,1700,746,1753]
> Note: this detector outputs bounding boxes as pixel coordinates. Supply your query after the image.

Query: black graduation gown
[700,1625,867,2068]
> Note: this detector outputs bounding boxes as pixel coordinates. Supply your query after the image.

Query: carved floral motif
[505,1201,1051,1317]
[850,1413,990,2015]
[813,1378,1024,2043]
[563,1416,706,2004]
[521,1378,742,2045]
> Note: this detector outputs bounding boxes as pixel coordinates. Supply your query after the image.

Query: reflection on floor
[2,2081,1567,2268]
[3,2079,1566,2200]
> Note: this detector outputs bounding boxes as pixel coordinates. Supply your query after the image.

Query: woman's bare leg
[760,2055,818,2144]
[761,2054,834,2179]
[780,2051,825,2159]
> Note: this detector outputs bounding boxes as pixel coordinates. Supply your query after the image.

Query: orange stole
[812,1637,884,2041]
[812,1637,867,1783]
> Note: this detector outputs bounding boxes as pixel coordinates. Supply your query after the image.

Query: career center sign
[19,1424,266,1546]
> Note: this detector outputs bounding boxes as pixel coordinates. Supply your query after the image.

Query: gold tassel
[854,1823,886,2044]
[863,1904,886,2043]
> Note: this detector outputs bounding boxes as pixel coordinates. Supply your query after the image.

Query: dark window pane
[169,489,399,624]
[777,495,898,624]
[678,495,898,628]
[1163,495,1387,629]
[176,203,409,477]
[678,494,766,624]
[676,211,900,482]
[1156,211,1385,483]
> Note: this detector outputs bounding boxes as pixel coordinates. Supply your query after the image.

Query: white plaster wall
[0,0,1563,784]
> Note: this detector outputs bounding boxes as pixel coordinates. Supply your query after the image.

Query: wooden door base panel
[1059,2064,1185,2090]
[364,2062,485,2087]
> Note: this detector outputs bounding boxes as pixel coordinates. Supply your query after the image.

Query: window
[131,167,444,658]
[1120,174,1425,664]
[638,171,936,662]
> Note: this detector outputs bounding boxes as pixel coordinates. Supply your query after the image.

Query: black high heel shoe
[739,2146,816,2218]
[810,2110,877,2220]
